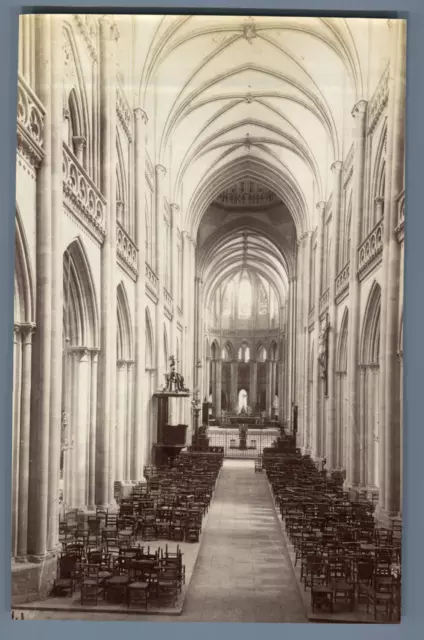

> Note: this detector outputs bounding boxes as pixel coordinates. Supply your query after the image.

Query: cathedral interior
[12,14,405,622]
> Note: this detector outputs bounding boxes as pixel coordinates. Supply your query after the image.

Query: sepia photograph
[11,12,405,623]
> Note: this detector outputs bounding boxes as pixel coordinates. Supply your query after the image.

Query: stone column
[266,360,272,418]
[87,349,98,510]
[12,327,22,557]
[115,360,127,481]
[27,14,53,559]
[215,359,222,418]
[47,13,64,551]
[194,276,203,390]
[312,202,326,459]
[73,348,89,509]
[16,325,35,558]
[346,100,367,489]
[96,16,119,507]
[170,204,179,355]
[367,366,377,490]
[295,239,304,426]
[358,366,367,486]
[126,362,134,478]
[133,107,147,479]
[169,205,180,426]
[229,361,237,411]
[205,357,211,402]
[250,360,258,411]
[155,165,166,391]
[286,276,297,427]
[380,20,406,518]
[326,161,343,470]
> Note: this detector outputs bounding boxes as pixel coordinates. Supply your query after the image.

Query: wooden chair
[52,554,78,597]
[80,564,101,606]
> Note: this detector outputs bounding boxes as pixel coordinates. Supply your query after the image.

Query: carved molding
[335,262,350,304]
[213,179,279,209]
[368,64,390,135]
[343,144,354,189]
[357,218,384,280]
[62,143,106,243]
[145,262,159,299]
[116,221,138,276]
[17,75,45,168]
[73,15,99,62]
[319,288,330,318]
[117,82,132,141]
[395,189,405,243]
[164,287,174,318]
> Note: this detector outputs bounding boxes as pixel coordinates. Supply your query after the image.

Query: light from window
[238,273,252,318]
[259,284,268,315]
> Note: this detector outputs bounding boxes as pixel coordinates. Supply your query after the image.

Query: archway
[12,210,35,558]
[116,283,133,480]
[61,238,99,510]
[336,309,348,471]
[144,307,155,464]
[359,282,381,493]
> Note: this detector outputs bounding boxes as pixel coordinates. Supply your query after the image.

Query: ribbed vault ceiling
[128,14,392,312]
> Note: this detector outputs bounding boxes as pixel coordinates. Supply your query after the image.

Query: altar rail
[207,427,279,459]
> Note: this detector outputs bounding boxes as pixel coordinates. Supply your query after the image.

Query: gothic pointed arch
[336,308,349,372]
[14,208,34,324]
[370,121,387,228]
[116,131,128,229]
[223,340,235,360]
[360,281,381,365]
[145,307,154,369]
[117,282,133,361]
[63,237,99,348]
[63,22,91,168]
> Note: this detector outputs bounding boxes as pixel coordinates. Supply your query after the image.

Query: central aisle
[23,459,307,622]
[179,458,307,623]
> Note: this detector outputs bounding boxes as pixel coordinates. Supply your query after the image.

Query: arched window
[222,280,234,316]
[257,345,267,362]
[238,342,250,362]
[238,272,252,318]
[259,283,268,315]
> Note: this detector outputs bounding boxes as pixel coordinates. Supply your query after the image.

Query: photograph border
[1,1,423,639]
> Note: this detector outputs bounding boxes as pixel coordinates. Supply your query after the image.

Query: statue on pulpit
[162,355,189,394]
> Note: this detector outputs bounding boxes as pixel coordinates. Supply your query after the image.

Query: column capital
[70,346,90,361]
[331,160,343,173]
[374,196,385,206]
[117,359,127,370]
[14,322,36,346]
[155,164,167,177]
[134,107,148,124]
[316,200,326,212]
[170,203,180,213]
[351,99,368,118]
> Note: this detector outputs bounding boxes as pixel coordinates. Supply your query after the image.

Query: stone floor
[15,459,307,623]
